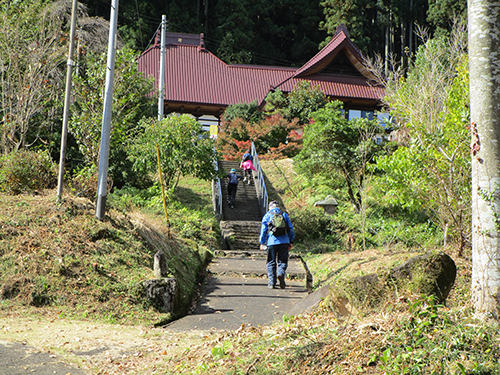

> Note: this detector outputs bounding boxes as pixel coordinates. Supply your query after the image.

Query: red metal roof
[138,44,295,108]
[278,74,385,102]
[288,27,376,81]
[137,27,384,115]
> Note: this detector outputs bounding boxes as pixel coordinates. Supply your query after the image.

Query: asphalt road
[1,256,314,374]
[0,340,86,375]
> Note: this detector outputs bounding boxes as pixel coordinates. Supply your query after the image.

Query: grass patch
[0,178,215,325]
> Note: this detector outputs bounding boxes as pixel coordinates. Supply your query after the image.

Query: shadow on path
[166,257,309,331]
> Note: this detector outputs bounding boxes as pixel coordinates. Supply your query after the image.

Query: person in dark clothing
[259,201,295,289]
[226,168,242,209]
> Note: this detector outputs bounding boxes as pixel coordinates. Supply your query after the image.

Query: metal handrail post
[250,143,268,216]
[213,151,223,219]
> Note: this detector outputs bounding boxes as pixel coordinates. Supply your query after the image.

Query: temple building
[137,25,386,131]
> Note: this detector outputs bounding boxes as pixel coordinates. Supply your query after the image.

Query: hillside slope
[1,161,498,375]
[0,189,212,325]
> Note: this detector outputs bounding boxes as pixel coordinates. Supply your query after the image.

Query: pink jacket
[241,160,257,171]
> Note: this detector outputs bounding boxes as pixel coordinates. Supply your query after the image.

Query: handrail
[250,142,268,216]
[213,151,223,219]
[213,143,268,219]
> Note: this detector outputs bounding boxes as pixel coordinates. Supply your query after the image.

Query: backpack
[228,173,239,184]
[268,211,289,237]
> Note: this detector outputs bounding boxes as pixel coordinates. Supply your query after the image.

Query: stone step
[219,160,264,250]
[208,256,307,280]
[220,220,262,250]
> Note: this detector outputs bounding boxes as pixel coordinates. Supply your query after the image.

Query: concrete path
[0,340,86,375]
[0,256,312,374]
[166,255,310,331]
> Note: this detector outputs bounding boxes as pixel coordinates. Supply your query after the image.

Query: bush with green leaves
[68,164,104,200]
[128,115,221,194]
[69,47,155,188]
[290,206,337,243]
[373,296,500,374]
[295,100,387,213]
[265,81,327,125]
[222,101,263,124]
[0,150,56,194]
[108,185,162,211]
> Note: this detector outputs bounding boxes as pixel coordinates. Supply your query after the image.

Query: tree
[375,29,470,251]
[69,47,154,188]
[427,0,467,38]
[222,101,263,124]
[128,115,220,194]
[209,0,327,66]
[265,82,327,125]
[295,100,386,213]
[217,92,309,160]
[468,0,500,321]
[319,0,464,68]
[0,0,66,154]
[319,0,382,54]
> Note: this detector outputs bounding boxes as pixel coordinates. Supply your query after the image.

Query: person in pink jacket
[240,149,256,185]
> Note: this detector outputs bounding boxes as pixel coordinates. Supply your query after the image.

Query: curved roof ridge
[274,24,378,89]
[294,28,348,77]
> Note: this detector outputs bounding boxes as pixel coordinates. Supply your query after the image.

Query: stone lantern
[314,195,338,215]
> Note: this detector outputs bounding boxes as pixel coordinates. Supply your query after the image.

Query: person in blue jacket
[259,201,295,289]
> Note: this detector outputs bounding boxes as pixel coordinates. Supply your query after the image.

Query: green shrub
[0,150,56,194]
[69,164,100,200]
[290,206,337,242]
[108,184,162,211]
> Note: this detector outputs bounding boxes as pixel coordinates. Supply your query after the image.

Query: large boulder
[322,251,456,315]
[388,251,456,302]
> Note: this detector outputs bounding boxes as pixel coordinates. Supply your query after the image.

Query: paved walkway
[1,256,314,374]
[166,255,310,331]
[0,340,86,375]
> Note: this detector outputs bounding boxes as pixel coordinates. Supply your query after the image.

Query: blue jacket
[227,172,242,185]
[259,207,295,246]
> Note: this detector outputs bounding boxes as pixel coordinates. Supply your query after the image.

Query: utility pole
[158,15,166,121]
[56,0,77,201]
[96,0,119,220]
[156,16,171,237]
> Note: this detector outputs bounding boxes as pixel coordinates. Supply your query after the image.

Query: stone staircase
[218,160,263,252]
[212,159,312,291]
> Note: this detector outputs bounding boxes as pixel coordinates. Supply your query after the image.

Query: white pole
[96,0,119,220]
[56,0,78,201]
[158,15,166,121]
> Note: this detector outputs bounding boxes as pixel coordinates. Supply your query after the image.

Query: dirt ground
[0,309,219,374]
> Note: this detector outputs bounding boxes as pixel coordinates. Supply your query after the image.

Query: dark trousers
[227,183,238,205]
[266,243,289,286]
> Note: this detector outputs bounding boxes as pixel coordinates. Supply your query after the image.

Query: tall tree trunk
[469,0,500,321]
[385,18,389,75]
[409,0,413,56]
[204,0,209,36]
[400,21,405,67]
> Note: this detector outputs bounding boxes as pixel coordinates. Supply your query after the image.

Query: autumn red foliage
[217,114,303,161]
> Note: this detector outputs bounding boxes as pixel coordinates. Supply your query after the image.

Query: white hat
[269,201,279,209]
